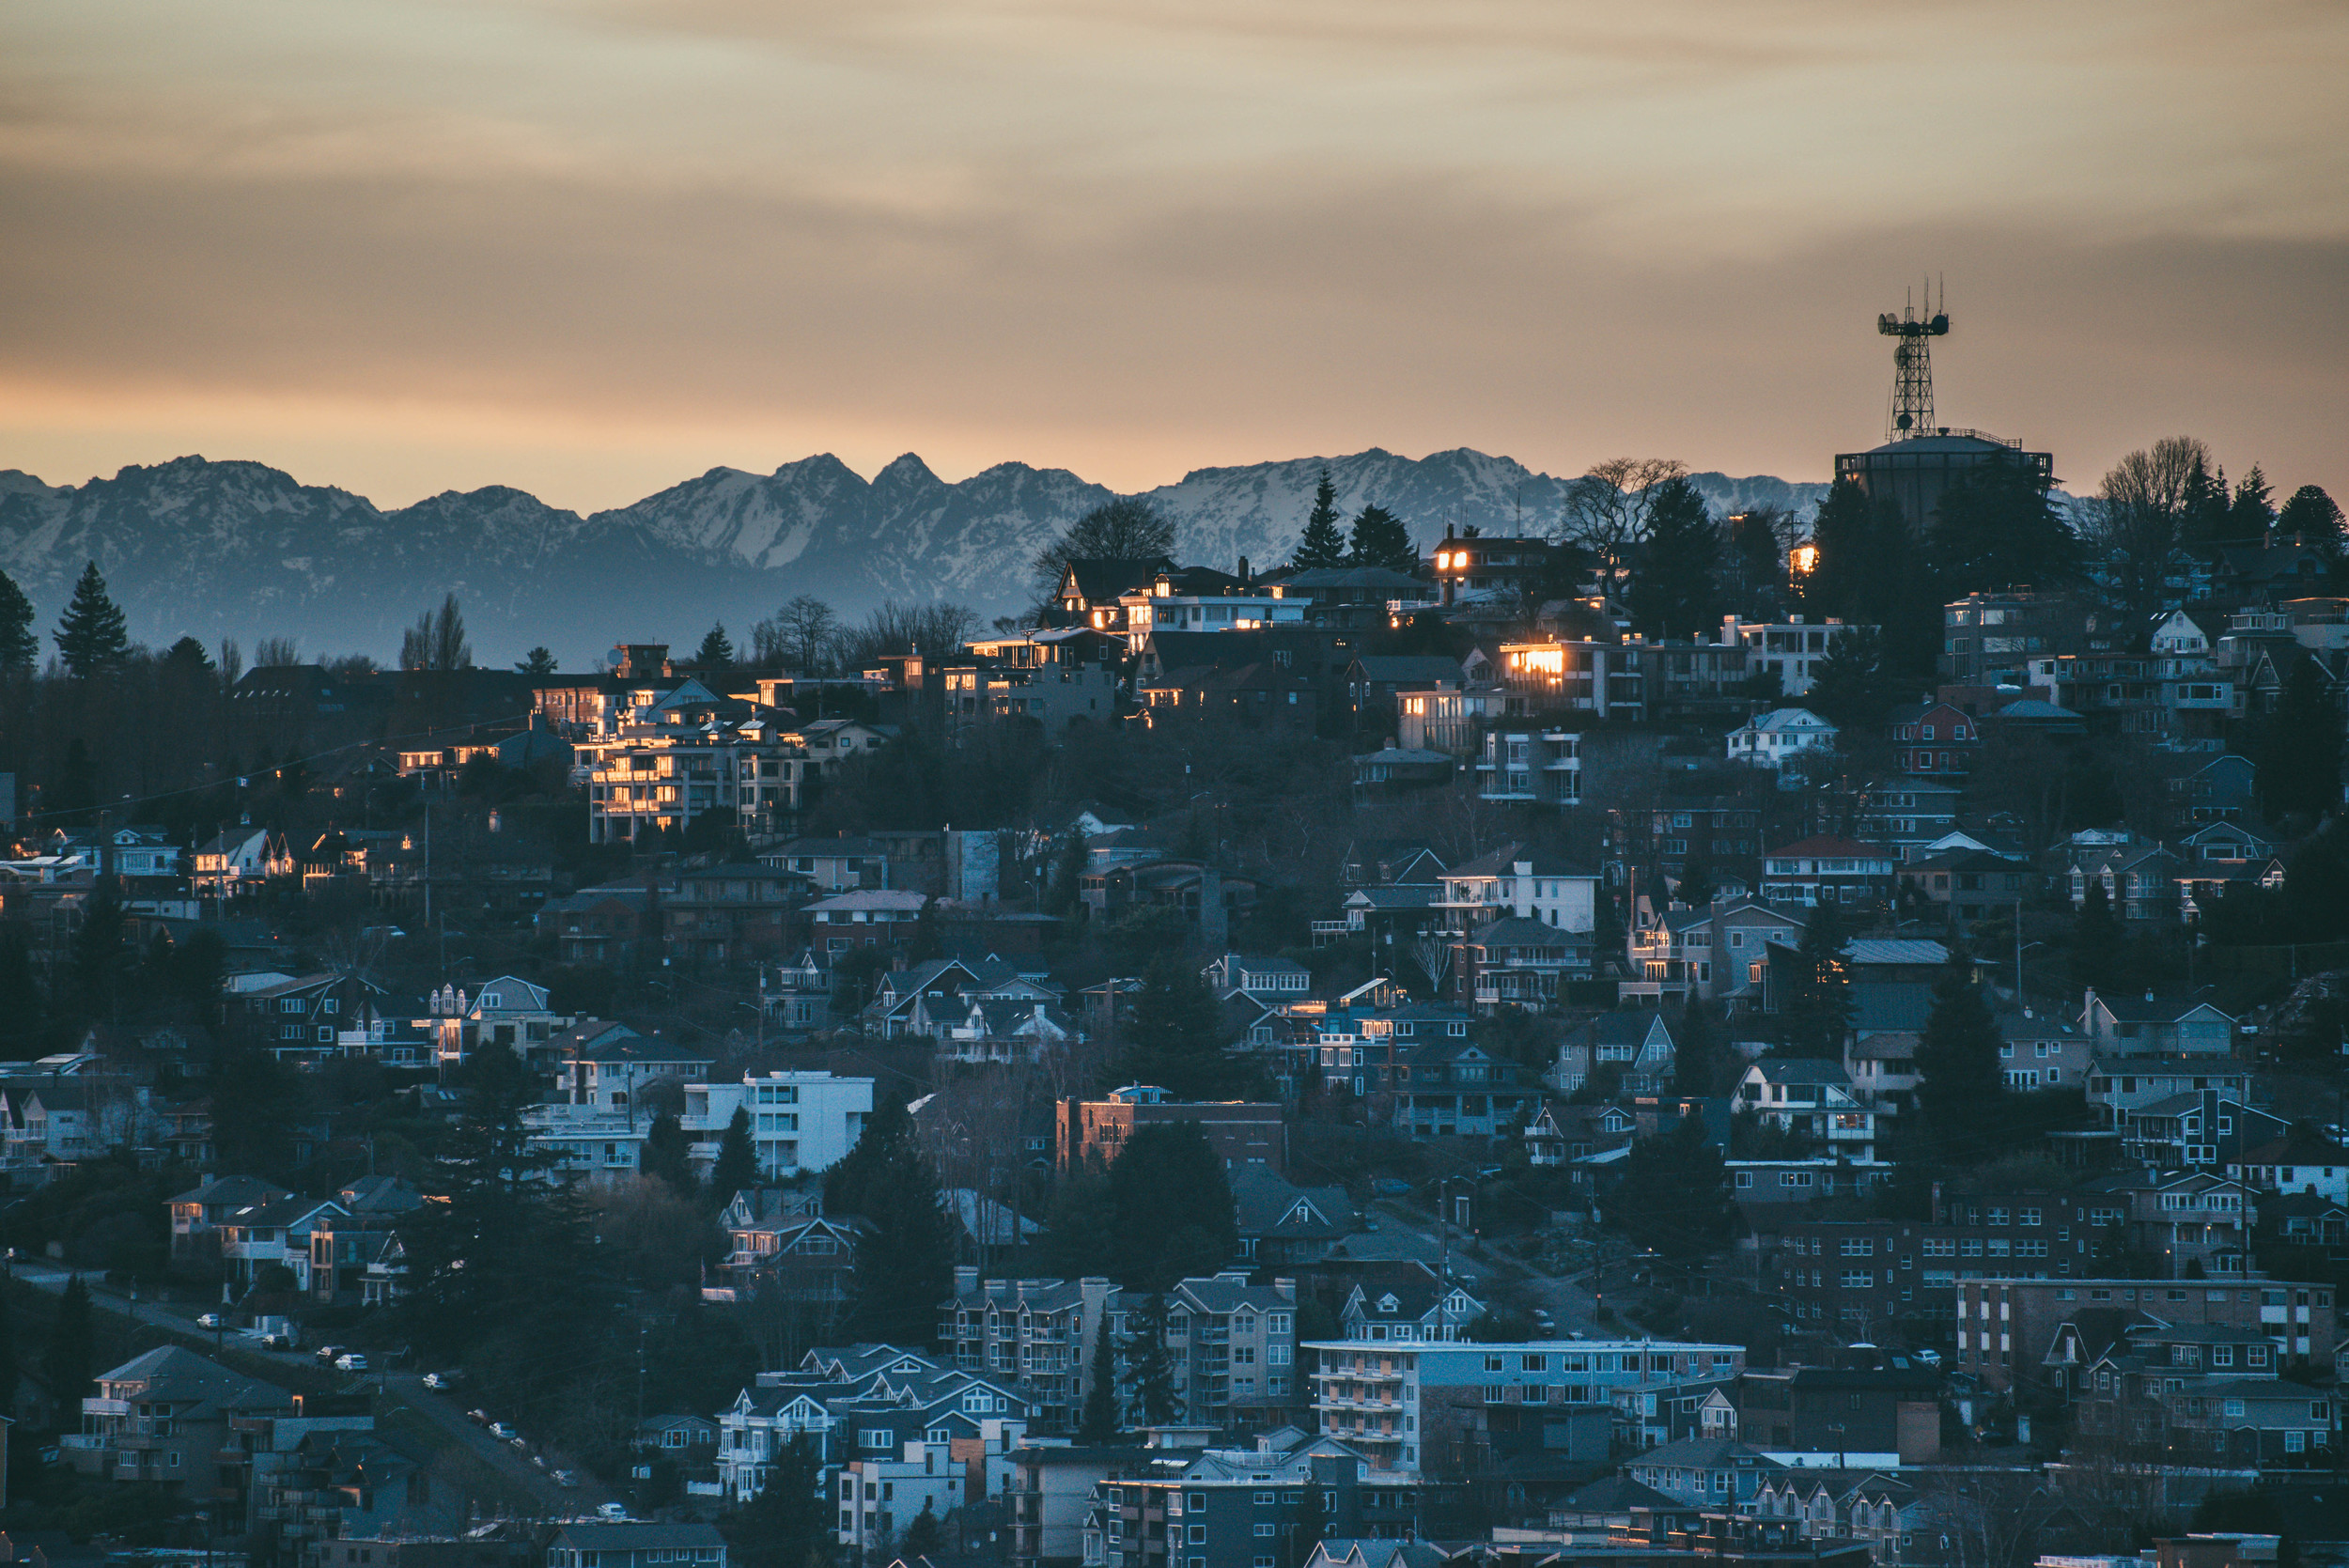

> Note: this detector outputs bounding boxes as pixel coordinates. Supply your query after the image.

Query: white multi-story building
[582,677,808,846]
[1307,1338,1746,1478]
[1436,846,1598,935]
[686,1071,874,1180]
[1724,708,1839,769]
[1717,616,1875,697]
[1475,729,1582,806]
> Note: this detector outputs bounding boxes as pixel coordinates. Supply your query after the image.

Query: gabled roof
[1447,844,1597,879]
[1766,835,1892,860]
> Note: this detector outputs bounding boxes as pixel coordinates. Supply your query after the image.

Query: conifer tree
[1128,1292,1177,1424]
[640,1110,698,1198]
[1293,470,1347,568]
[2180,453,2232,546]
[710,1106,759,1211]
[1914,947,2005,1168]
[0,1277,19,1419]
[515,647,559,676]
[1121,954,1251,1100]
[2230,465,2276,536]
[828,1098,954,1347]
[1107,1123,1237,1286]
[695,624,736,668]
[0,568,37,671]
[1776,900,1852,1058]
[2278,485,2344,547]
[54,561,128,676]
[1626,476,1721,637]
[721,1433,834,1568]
[1347,505,1419,574]
[1078,1315,1121,1442]
[1605,1113,1735,1258]
[44,1275,94,1415]
[2070,880,2123,995]
[2257,659,2345,820]
[1285,1475,1331,1568]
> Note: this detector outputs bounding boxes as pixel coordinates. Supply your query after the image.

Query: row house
[1085,1447,1391,1568]
[2073,1320,2336,1468]
[863,955,1062,1038]
[2059,839,2186,921]
[192,827,293,898]
[717,1343,1031,1503]
[1251,999,1472,1102]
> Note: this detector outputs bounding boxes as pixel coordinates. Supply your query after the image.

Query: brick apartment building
[1057,1086,1285,1176]
[1957,1275,2339,1393]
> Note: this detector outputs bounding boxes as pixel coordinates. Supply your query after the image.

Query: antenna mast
[1877,276,1950,442]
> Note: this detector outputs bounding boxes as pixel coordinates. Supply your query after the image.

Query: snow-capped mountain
[0,448,1835,668]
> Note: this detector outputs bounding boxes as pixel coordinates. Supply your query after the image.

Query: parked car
[314,1344,345,1364]
[490,1422,518,1440]
[468,1409,491,1426]
[553,1470,579,1488]
[335,1353,369,1373]
[597,1504,630,1521]
[261,1334,291,1351]
[1912,1348,1942,1367]
[508,1436,529,1452]
[196,1312,226,1330]
[423,1372,457,1390]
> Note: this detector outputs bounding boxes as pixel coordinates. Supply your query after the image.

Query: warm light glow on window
[1790,544,1820,575]
[1516,647,1564,675]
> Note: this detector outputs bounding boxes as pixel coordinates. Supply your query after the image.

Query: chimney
[954,1265,979,1295]
[1237,555,1251,584]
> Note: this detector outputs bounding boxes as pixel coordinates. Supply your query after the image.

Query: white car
[552,1470,579,1488]
[196,1313,226,1330]
[598,1504,630,1521]
[490,1422,518,1440]
[335,1353,369,1373]
[423,1372,453,1390]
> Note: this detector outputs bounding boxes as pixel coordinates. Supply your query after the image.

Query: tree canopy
[1293,470,1347,568]
[1347,505,1418,573]
[1033,497,1176,600]
[54,562,129,676]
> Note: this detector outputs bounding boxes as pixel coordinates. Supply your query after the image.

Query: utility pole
[636,1323,647,1425]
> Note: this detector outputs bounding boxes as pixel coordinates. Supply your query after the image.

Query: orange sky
[4,0,2344,511]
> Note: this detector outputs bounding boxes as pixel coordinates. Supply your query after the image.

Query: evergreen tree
[1605,1113,1735,1258]
[43,1275,94,1417]
[1725,509,1788,620]
[640,1110,698,1199]
[515,646,559,676]
[827,1098,955,1347]
[2257,659,2345,820]
[1802,627,1906,732]
[0,568,37,671]
[163,635,213,672]
[2180,453,2232,546]
[1285,1475,1331,1568]
[1913,947,2005,1168]
[1776,900,1852,1057]
[1293,470,1347,568]
[695,624,736,668]
[0,927,46,1056]
[900,1500,945,1558]
[1078,1316,1121,1442]
[1121,954,1252,1100]
[1107,1122,1237,1286]
[1928,462,2082,593]
[1671,999,1732,1097]
[2230,465,2277,536]
[1347,505,1419,574]
[2070,880,2123,994]
[2278,485,2344,547]
[710,1106,758,1210]
[722,1433,835,1568]
[68,880,132,1023]
[1128,1292,1177,1424]
[1799,479,1885,619]
[53,562,128,676]
[1042,831,1089,919]
[1626,476,1721,638]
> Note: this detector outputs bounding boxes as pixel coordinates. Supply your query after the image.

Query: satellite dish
[1895,413,1913,431]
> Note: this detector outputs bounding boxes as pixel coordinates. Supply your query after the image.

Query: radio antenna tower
[1877,276,1949,441]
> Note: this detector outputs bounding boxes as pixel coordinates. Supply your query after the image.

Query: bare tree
[830,601,978,668]
[1910,1467,2063,1568]
[2082,437,2210,624]
[1031,496,1175,602]
[215,639,242,686]
[399,594,472,670]
[252,636,302,668]
[1412,931,1453,995]
[1554,458,1689,597]
[754,594,839,674]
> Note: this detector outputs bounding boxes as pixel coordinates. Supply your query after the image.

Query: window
[2286,1431,2307,1453]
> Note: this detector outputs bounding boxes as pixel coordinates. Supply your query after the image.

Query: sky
[3,0,2345,513]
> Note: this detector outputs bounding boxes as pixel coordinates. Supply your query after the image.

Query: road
[9,1261,615,1517]
[1341,1200,1604,1329]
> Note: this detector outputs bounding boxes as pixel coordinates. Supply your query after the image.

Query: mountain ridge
[0,448,1835,668]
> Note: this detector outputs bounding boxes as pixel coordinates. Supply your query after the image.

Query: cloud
[0,0,2343,505]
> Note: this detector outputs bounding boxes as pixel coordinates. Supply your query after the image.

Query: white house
[1725,709,1839,769]
[687,1071,874,1181]
[1735,1060,1877,1160]
[1438,846,1599,935]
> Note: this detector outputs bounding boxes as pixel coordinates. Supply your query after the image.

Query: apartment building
[1305,1339,1745,1479]
[1955,1275,2338,1393]
[1087,1449,1377,1568]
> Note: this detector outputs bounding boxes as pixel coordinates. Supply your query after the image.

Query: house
[1623,898,1806,1007]
[1725,709,1838,770]
[544,1523,726,1568]
[1524,1103,1636,1166]
[703,1188,868,1321]
[663,863,808,965]
[1620,1437,1783,1508]
[2081,989,2236,1056]
[1884,701,1981,777]
[807,890,929,954]
[2228,1130,2349,1203]
[536,882,659,966]
[1759,838,1896,908]
[1231,1167,1359,1266]
[169,1174,291,1259]
[1204,954,1312,1001]
[65,1347,287,1491]
[217,1194,347,1292]
[2062,842,2186,922]
[685,1072,874,1183]
[1455,916,1595,1012]
[1395,1039,1538,1139]
[192,828,287,897]
[1330,1261,1485,1343]
[1137,662,1320,730]
[1436,846,1599,936]
[1736,1363,1942,1463]
[1735,1061,1876,1161]
[1895,848,2030,930]
[1553,1013,1675,1095]
[1856,778,1965,858]
[762,836,903,893]
[420,974,571,1070]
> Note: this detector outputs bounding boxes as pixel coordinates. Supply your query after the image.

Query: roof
[170,1174,291,1208]
[1843,939,1949,966]
[1766,836,1893,860]
[807,890,930,913]
[1448,844,1597,879]
[1737,708,1836,733]
[1470,916,1590,950]
[1745,1058,1852,1089]
[574,1028,711,1064]
[547,1525,729,1550]
[1350,656,1466,684]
